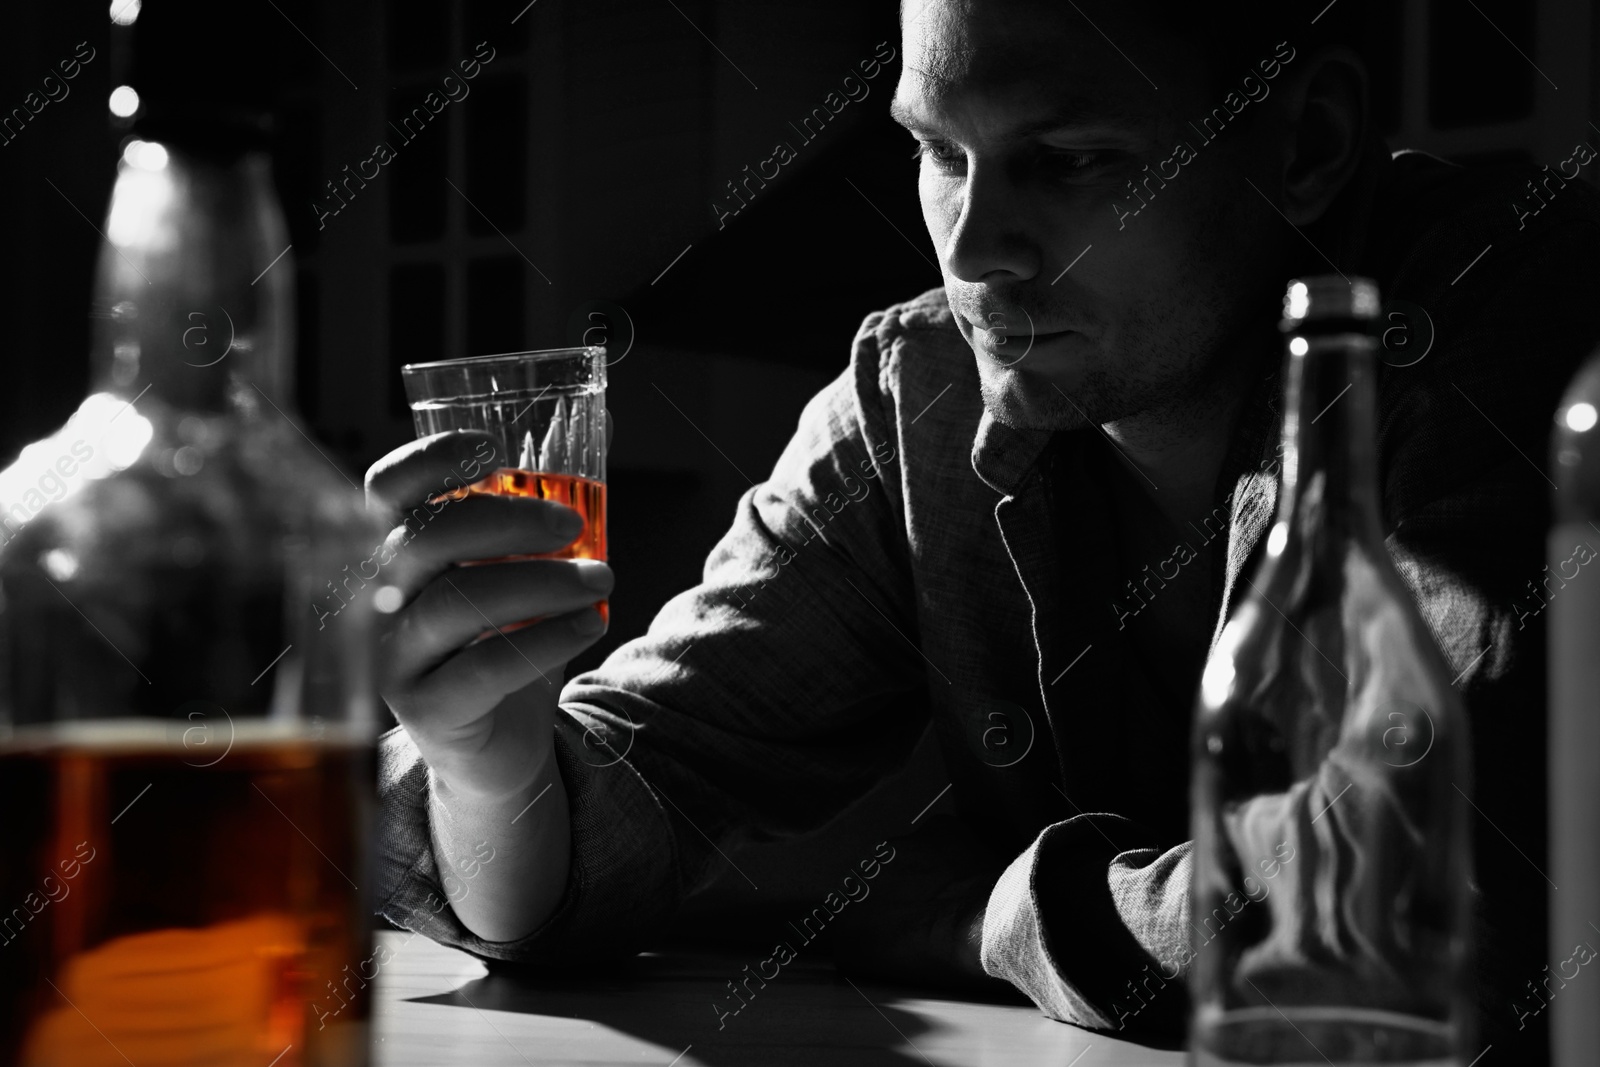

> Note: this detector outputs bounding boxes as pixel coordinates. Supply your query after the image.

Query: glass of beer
[401,346,609,621]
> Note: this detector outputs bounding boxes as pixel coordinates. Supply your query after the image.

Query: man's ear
[1276,46,1369,228]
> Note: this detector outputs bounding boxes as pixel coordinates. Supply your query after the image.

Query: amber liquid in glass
[0,726,372,1067]
[446,468,609,624]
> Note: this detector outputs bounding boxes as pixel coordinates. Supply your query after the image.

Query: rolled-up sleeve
[980,816,1192,1035]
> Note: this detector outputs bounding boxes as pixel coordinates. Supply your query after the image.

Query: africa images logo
[969,698,1036,768]
[1111,41,1296,231]
[710,41,897,230]
[1376,699,1434,769]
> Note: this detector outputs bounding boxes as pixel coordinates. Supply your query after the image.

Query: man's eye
[1042,150,1110,173]
[911,140,963,169]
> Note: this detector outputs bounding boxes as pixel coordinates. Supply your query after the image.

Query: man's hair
[1152,1,1379,93]
[898,0,1382,100]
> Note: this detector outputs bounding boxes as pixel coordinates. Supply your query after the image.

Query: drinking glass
[401,347,609,620]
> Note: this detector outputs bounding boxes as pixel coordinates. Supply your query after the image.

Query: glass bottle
[1189,277,1474,1065]
[1548,349,1600,1067]
[0,15,382,1066]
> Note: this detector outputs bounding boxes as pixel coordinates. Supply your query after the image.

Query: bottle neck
[89,143,293,415]
[1275,334,1386,553]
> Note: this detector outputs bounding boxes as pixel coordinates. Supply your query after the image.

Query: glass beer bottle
[1549,349,1600,1067]
[1189,277,1474,1065]
[0,6,382,1065]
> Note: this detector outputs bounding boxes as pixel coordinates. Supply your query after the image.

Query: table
[371,930,1186,1066]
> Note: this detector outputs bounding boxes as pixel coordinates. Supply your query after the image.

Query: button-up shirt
[378,143,1600,1055]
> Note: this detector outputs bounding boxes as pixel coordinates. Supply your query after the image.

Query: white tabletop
[371,929,1186,1066]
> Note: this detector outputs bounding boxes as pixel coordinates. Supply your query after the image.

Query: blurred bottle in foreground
[0,4,382,1065]
[1189,277,1474,1065]
[1549,350,1600,1067]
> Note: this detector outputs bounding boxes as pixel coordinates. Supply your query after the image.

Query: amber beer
[448,468,609,623]
[0,721,372,1067]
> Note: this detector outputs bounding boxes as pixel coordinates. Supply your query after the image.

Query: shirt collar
[970,406,1056,497]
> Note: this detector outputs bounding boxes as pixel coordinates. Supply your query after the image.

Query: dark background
[1,0,1594,919]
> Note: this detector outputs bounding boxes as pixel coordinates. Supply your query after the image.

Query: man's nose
[940,163,1041,284]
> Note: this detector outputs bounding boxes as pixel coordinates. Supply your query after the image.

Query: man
[372,0,1600,1057]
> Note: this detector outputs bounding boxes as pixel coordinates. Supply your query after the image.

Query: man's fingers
[403,606,609,714]
[365,429,611,748]
[365,430,504,512]
[382,559,613,680]
[378,494,586,598]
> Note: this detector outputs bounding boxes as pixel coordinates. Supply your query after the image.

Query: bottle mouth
[1551,350,1600,520]
[1281,276,1381,331]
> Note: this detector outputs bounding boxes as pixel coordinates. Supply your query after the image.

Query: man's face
[893,0,1293,431]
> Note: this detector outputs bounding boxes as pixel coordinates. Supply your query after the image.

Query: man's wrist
[429,754,552,816]
[428,712,560,808]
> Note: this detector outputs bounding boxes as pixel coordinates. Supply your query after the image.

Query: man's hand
[366,430,613,942]
[829,816,1013,995]
[365,430,612,803]
[830,875,991,990]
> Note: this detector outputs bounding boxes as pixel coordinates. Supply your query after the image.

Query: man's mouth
[969,321,1074,365]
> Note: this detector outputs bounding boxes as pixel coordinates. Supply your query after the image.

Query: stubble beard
[975,355,1155,434]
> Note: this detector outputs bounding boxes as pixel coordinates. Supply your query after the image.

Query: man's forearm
[426,752,571,944]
